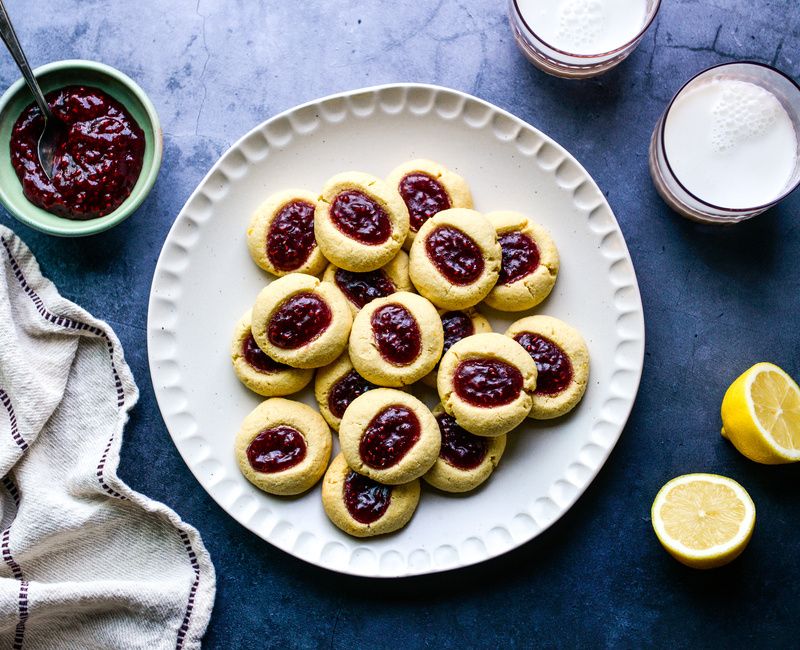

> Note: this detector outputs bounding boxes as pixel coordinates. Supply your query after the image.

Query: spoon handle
[0,0,51,119]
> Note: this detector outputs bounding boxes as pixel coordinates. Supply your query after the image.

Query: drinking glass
[649,62,800,224]
[508,0,661,79]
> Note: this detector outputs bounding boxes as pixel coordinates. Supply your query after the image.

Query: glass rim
[511,0,662,60]
[659,60,800,214]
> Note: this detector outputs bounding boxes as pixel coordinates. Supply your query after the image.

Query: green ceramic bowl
[0,59,162,237]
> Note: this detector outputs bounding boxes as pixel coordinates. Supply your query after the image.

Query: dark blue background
[1,1,798,647]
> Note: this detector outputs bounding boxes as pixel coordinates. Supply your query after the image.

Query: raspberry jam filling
[330,190,391,245]
[10,85,145,220]
[436,412,488,470]
[266,200,317,271]
[441,311,475,357]
[242,333,289,373]
[343,470,391,524]
[514,333,573,395]
[370,303,421,366]
[453,359,523,407]
[268,292,332,349]
[328,370,376,419]
[246,425,307,473]
[398,172,451,232]
[498,231,540,285]
[425,226,484,285]
[359,405,421,469]
[334,267,396,309]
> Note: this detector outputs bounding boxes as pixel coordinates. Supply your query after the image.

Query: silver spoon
[0,0,65,179]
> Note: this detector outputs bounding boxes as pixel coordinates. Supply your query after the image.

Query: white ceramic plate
[147,84,645,578]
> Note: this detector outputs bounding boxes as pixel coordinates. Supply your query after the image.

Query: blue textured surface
[1,1,799,647]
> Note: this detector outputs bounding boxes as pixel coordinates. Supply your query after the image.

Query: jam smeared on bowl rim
[267,200,317,272]
[425,226,485,285]
[359,405,421,469]
[334,267,396,309]
[343,470,392,524]
[453,358,524,407]
[330,190,391,245]
[10,85,145,220]
[398,172,451,232]
[268,291,332,349]
[498,231,540,285]
[246,425,307,473]
[514,332,573,395]
[242,333,289,373]
[328,369,376,419]
[436,412,488,470]
[371,303,421,366]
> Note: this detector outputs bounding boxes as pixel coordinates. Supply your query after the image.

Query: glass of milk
[508,0,661,78]
[650,62,800,224]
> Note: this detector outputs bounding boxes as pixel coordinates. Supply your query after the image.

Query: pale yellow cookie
[409,208,501,310]
[386,159,474,249]
[349,292,443,387]
[422,308,493,388]
[339,388,440,485]
[234,398,332,496]
[505,315,590,419]
[246,189,327,277]
[322,250,413,315]
[231,310,313,396]
[483,211,559,312]
[315,171,409,272]
[423,404,506,493]
[252,273,352,369]
[438,333,537,437]
[314,350,377,432]
[322,453,420,538]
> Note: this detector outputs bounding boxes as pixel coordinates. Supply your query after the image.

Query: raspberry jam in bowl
[0,60,162,236]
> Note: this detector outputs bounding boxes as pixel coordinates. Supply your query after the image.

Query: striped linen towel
[0,225,215,649]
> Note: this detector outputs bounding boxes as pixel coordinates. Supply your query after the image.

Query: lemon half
[651,473,755,569]
[721,362,800,464]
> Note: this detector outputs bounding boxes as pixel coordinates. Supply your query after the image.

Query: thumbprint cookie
[314,350,378,432]
[230,310,313,396]
[438,332,537,437]
[235,398,332,496]
[349,291,443,387]
[322,453,420,538]
[423,404,507,493]
[505,315,589,419]
[246,189,327,277]
[322,250,413,314]
[386,159,473,249]
[315,171,409,272]
[483,211,559,312]
[409,208,501,310]
[422,308,493,388]
[251,273,352,369]
[339,388,440,485]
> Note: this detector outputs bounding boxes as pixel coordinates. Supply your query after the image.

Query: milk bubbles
[710,80,782,153]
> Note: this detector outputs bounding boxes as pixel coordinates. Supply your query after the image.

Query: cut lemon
[721,362,800,464]
[651,473,755,569]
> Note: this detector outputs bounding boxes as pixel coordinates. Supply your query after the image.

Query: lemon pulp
[660,480,746,550]
[750,369,800,452]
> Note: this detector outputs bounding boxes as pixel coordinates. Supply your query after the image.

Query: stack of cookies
[232,160,590,538]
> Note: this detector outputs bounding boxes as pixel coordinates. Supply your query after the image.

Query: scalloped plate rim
[147,82,645,578]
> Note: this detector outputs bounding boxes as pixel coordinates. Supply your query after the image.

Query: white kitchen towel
[0,225,215,649]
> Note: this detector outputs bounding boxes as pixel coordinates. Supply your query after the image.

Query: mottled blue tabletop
[2,0,799,647]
